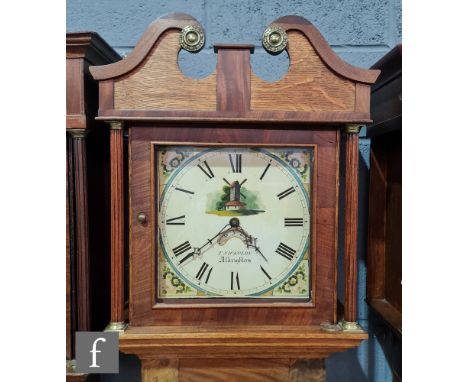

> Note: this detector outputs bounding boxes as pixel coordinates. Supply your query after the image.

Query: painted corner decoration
[156,146,314,299]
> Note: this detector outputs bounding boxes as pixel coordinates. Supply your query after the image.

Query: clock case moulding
[89,12,379,364]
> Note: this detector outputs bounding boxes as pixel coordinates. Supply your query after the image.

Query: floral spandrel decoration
[273,261,309,297]
[278,150,311,183]
[160,264,197,297]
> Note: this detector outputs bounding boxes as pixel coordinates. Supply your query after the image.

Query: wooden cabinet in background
[66,32,121,380]
[366,44,402,381]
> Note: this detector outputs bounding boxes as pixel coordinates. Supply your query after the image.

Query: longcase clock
[90,13,379,381]
[66,32,120,381]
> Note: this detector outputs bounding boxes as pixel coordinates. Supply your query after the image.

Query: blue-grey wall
[67,1,401,381]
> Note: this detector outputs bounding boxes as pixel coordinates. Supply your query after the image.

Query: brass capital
[107,120,125,130]
[338,320,366,333]
[320,320,366,333]
[68,129,89,139]
[66,359,76,373]
[343,124,362,134]
[105,321,128,333]
[320,321,340,332]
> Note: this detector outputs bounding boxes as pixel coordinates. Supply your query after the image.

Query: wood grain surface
[90,13,198,80]
[216,45,252,112]
[114,30,216,111]
[289,359,325,382]
[366,45,402,382]
[66,374,100,382]
[66,59,84,119]
[129,126,339,326]
[141,358,179,382]
[139,358,326,382]
[119,325,367,360]
[343,132,359,323]
[273,15,380,84]
[367,131,402,331]
[83,13,376,376]
[90,13,380,123]
[110,128,125,322]
[97,109,372,124]
[179,358,290,382]
[90,13,379,85]
[66,135,76,360]
[251,31,355,112]
[71,134,91,331]
[66,33,119,375]
[367,143,387,299]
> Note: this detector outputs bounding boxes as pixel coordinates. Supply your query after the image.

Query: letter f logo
[89,337,106,368]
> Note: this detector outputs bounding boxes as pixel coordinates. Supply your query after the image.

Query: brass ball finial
[180,25,205,52]
[262,26,288,54]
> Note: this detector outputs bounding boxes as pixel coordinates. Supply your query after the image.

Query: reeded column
[343,124,361,328]
[68,129,91,332]
[107,120,127,331]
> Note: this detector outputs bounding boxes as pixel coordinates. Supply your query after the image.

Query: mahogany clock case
[89,12,379,333]
[129,124,339,326]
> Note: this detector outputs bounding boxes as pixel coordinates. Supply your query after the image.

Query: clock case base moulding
[118,324,367,360]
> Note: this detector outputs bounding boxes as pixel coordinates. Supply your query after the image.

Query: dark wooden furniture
[366,44,402,381]
[90,13,379,381]
[66,32,121,380]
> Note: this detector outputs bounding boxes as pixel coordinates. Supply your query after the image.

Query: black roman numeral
[275,242,296,261]
[229,154,242,173]
[172,241,194,264]
[166,215,185,225]
[259,162,271,180]
[284,218,304,227]
[174,187,194,195]
[260,265,271,280]
[231,272,240,290]
[195,262,213,283]
[197,160,215,179]
[277,187,296,200]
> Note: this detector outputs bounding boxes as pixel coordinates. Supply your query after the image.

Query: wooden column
[108,121,127,330]
[66,134,76,360]
[68,129,91,332]
[343,124,361,324]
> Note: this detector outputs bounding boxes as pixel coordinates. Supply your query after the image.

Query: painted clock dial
[156,146,313,299]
